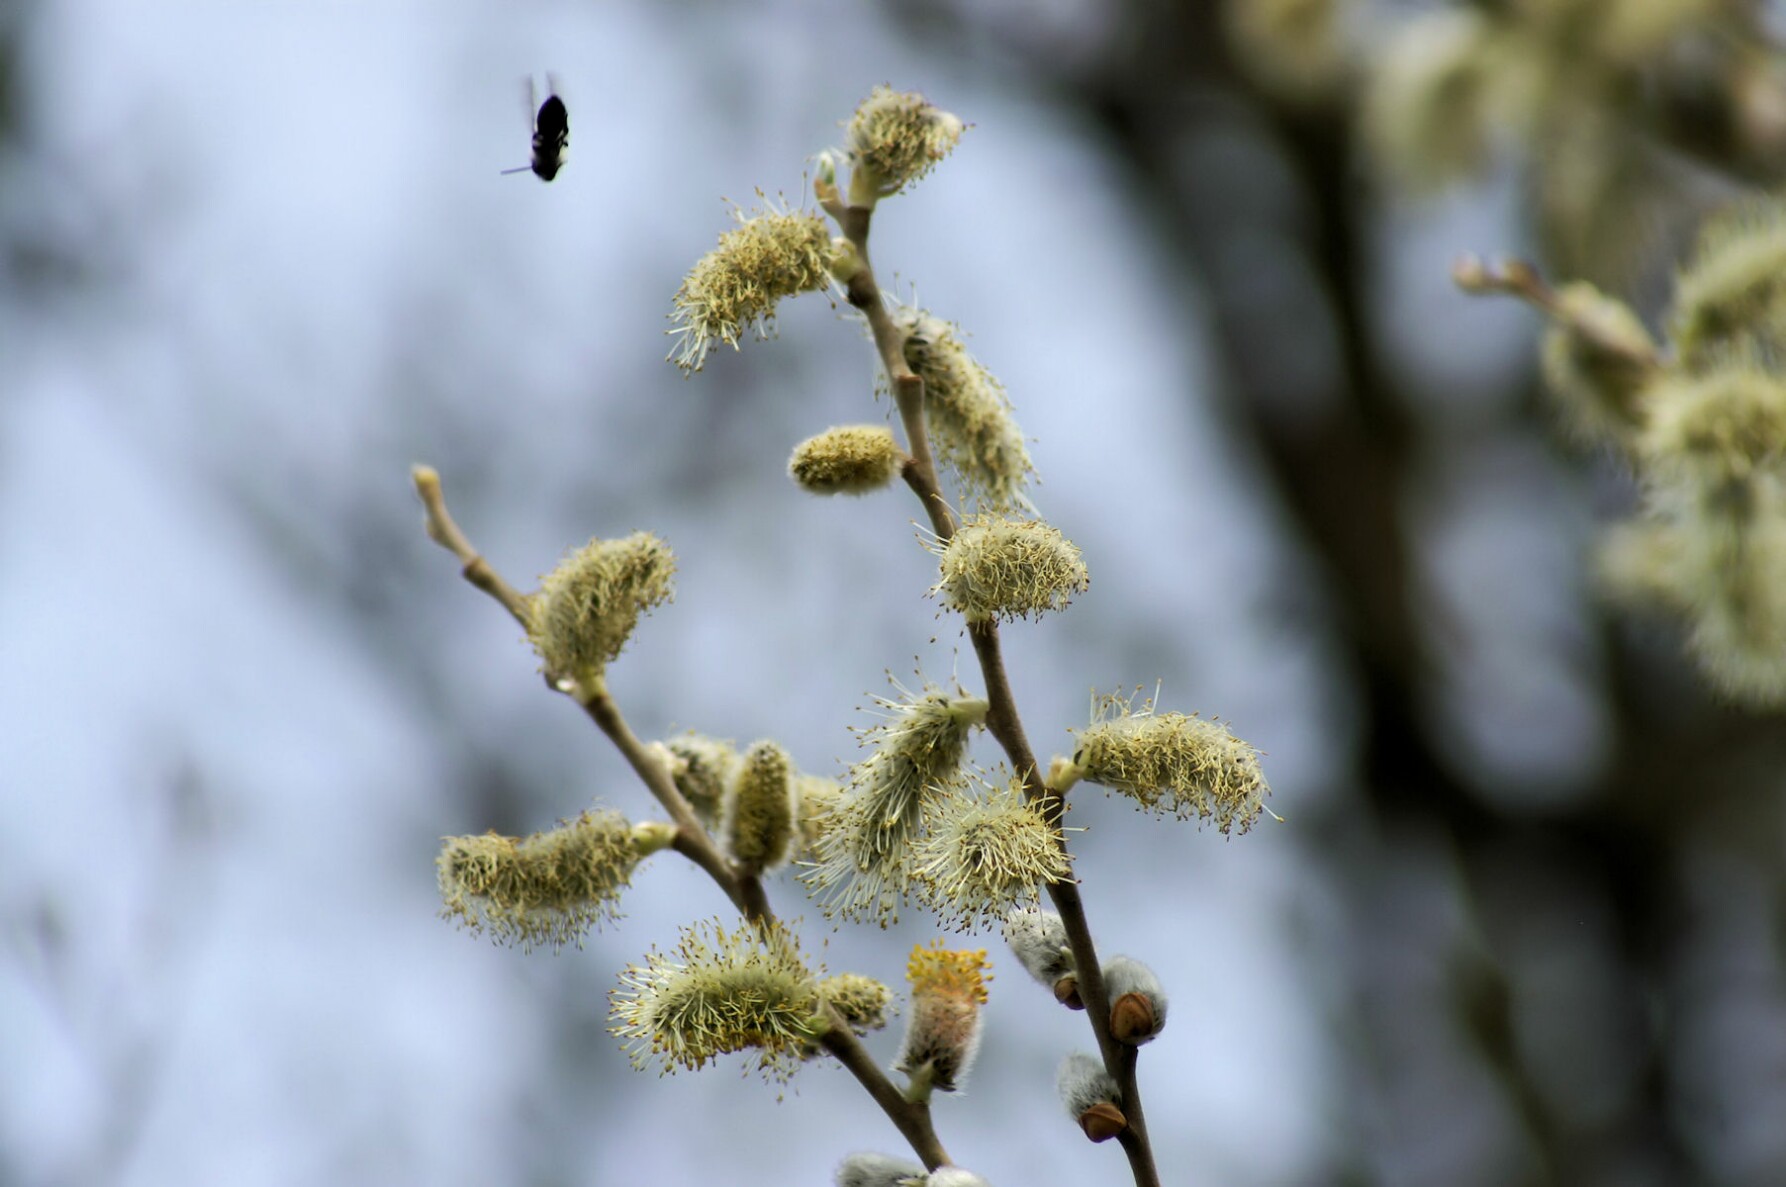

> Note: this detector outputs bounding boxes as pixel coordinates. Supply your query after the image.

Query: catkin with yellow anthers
[1540,283,1658,447]
[1639,364,1786,486]
[789,425,902,495]
[1671,199,1786,369]
[895,941,991,1095]
[668,205,834,373]
[529,532,675,692]
[802,687,989,924]
[1069,692,1270,835]
[660,734,738,829]
[891,305,1035,514]
[608,920,824,1082]
[816,973,893,1037]
[1360,9,1500,192]
[930,515,1089,623]
[723,740,796,873]
[913,775,1073,931]
[437,809,644,950]
[845,86,965,201]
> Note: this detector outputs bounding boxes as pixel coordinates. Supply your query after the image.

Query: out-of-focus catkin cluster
[529,532,675,695]
[1466,198,1786,706]
[1058,690,1270,835]
[437,810,672,949]
[1361,0,1786,282]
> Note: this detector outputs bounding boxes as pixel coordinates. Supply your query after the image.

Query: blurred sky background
[5,3,1786,1187]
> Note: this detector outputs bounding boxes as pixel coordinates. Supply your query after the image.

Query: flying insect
[501,75,568,182]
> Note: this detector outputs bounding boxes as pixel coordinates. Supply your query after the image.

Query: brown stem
[1452,253,1661,372]
[826,201,1162,1186]
[819,1025,952,1170]
[411,465,534,627]
[414,463,949,1169]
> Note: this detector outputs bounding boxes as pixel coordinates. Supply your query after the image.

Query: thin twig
[1452,253,1662,370]
[411,465,534,627]
[829,200,1163,1187]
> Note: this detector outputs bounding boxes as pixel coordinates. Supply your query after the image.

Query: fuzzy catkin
[789,425,902,495]
[669,205,833,372]
[609,920,822,1081]
[529,532,675,688]
[437,810,642,949]
[1071,695,1270,834]
[894,941,990,1094]
[1003,907,1075,987]
[724,740,796,872]
[846,86,965,198]
[931,516,1089,623]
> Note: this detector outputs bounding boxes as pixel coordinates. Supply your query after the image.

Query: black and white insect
[501,75,568,182]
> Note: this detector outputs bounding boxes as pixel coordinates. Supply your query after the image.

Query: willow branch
[413,462,948,1170]
[827,202,1162,1187]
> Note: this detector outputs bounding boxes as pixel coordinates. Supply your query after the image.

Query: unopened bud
[1103,955,1167,1045]
[1057,1052,1125,1142]
[1003,907,1076,995]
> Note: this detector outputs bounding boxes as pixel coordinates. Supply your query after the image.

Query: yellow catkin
[893,306,1035,513]
[437,809,642,949]
[609,920,822,1082]
[931,515,1089,622]
[914,775,1073,930]
[788,425,902,495]
[529,533,675,690]
[669,205,833,372]
[895,941,991,1093]
[724,740,796,872]
[1070,692,1270,835]
[846,86,965,198]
